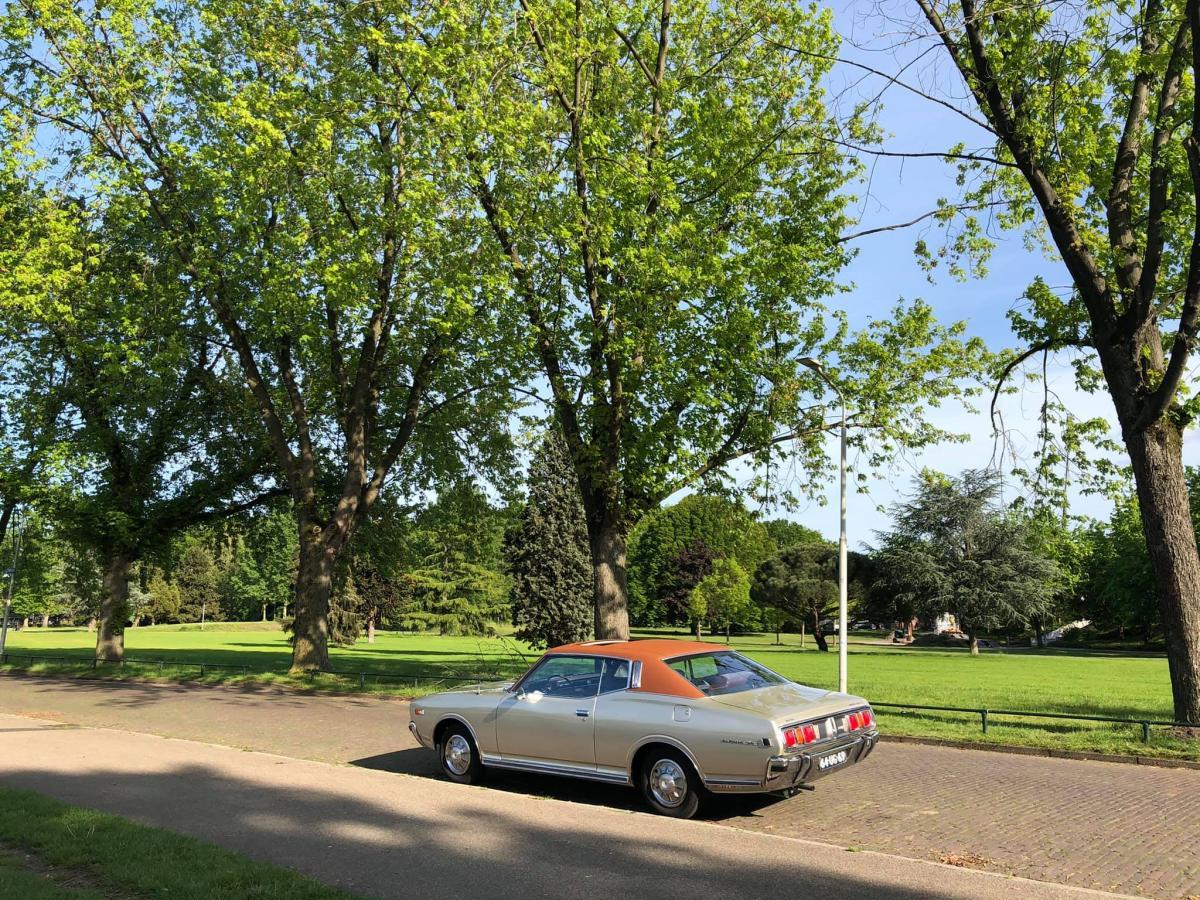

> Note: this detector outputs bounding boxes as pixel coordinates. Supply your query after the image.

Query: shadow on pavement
[349,748,799,821]
[0,761,977,900]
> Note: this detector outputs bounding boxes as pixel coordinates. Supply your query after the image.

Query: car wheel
[438,722,484,785]
[639,749,702,819]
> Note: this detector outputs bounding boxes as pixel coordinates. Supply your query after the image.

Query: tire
[639,748,702,818]
[437,722,484,785]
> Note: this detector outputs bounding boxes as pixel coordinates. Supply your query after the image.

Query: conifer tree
[504,434,593,650]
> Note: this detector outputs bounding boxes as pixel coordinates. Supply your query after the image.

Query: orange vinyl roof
[545,639,729,698]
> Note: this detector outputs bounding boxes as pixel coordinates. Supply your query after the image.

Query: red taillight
[801,724,818,744]
[784,728,798,748]
[846,709,873,731]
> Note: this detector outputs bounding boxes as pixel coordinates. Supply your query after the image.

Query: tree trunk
[21,617,28,629]
[291,524,335,672]
[95,551,131,662]
[969,634,979,655]
[725,623,730,644]
[1126,420,1200,722]
[87,617,96,633]
[367,617,376,644]
[812,609,829,652]
[261,603,267,622]
[694,618,701,640]
[41,613,48,628]
[799,621,805,649]
[588,519,630,640]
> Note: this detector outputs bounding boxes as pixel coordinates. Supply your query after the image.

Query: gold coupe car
[409,639,878,818]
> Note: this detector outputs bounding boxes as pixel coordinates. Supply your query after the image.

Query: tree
[463,0,988,638]
[223,507,298,622]
[392,484,513,637]
[763,520,827,551]
[689,558,753,642]
[174,538,222,626]
[751,543,840,652]
[628,495,775,626]
[503,433,593,650]
[0,174,277,660]
[142,571,182,627]
[892,0,1200,717]
[659,541,719,629]
[874,470,1061,654]
[3,0,523,671]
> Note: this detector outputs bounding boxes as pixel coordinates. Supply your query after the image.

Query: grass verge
[0,786,358,899]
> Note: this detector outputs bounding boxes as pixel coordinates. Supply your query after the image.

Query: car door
[495,655,605,768]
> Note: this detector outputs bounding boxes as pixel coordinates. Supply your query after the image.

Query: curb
[879,733,1200,770]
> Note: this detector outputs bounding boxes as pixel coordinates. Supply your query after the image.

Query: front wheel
[639,750,702,818]
[437,723,484,785]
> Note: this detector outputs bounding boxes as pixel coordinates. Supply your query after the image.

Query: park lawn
[3,623,1195,760]
[0,787,359,899]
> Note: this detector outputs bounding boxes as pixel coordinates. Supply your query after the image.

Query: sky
[753,1,1200,547]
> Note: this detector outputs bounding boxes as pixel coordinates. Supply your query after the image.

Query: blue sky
[757,2,1200,546]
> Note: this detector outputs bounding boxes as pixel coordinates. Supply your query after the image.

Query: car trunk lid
[710,682,864,726]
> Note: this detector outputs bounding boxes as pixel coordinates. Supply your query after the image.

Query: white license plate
[817,750,849,771]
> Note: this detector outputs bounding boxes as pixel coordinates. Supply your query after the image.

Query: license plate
[817,749,849,771]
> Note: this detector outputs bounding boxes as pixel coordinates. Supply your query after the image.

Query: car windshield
[666,651,789,696]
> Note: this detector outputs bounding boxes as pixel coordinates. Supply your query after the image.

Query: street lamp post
[798,357,848,694]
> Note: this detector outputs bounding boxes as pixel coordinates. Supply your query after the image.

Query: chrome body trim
[480,753,631,785]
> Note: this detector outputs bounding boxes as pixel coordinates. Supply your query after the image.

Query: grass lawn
[0,786,358,899]
[3,622,1195,760]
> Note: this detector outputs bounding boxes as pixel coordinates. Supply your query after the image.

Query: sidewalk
[0,712,1129,899]
[2,674,1198,897]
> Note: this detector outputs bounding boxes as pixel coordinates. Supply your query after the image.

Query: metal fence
[871,701,1200,743]
[3,650,1199,742]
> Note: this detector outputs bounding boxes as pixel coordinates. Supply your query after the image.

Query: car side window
[522,655,603,698]
[599,658,630,694]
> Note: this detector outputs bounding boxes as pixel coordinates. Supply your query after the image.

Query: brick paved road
[2,674,1197,898]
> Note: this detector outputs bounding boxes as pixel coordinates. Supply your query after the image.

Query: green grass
[0,786,358,899]
[4,622,1196,760]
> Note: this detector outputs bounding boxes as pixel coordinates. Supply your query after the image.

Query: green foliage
[503,433,593,650]
[872,470,1061,647]
[628,495,774,625]
[689,558,752,639]
[173,537,223,624]
[762,520,826,550]
[223,508,298,621]
[390,485,513,637]
[400,564,508,637]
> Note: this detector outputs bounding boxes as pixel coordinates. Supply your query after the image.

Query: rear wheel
[639,749,702,818]
[437,722,484,785]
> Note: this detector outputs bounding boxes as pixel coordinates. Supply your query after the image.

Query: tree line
[6,440,1183,669]
[2,0,1200,723]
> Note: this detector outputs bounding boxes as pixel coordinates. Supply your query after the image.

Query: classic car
[408,639,877,818]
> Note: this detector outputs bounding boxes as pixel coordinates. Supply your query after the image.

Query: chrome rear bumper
[763,729,878,789]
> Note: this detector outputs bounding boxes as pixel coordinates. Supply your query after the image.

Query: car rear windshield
[666,651,788,696]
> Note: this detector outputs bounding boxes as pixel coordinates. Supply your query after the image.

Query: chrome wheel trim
[443,733,472,775]
[649,758,687,808]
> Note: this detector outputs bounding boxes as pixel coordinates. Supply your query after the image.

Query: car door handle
[575,709,590,718]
